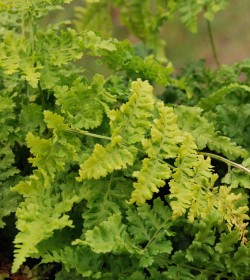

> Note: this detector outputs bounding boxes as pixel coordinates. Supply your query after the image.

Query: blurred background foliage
[41,0,250,72]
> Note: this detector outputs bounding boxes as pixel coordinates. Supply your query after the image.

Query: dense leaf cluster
[1,1,250,279]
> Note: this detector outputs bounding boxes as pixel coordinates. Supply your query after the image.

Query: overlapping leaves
[78,79,154,180]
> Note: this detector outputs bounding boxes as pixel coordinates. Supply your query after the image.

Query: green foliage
[1,1,250,279]
[77,79,154,180]
[170,0,228,32]
[175,105,248,160]
[130,103,182,204]
[54,74,117,130]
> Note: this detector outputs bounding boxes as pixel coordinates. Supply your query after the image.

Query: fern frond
[18,104,46,140]
[103,41,173,85]
[216,186,249,244]
[78,141,136,180]
[0,144,19,182]
[74,0,112,38]
[42,246,102,279]
[109,79,154,143]
[12,179,82,273]
[130,158,171,205]
[222,158,250,189]
[0,181,21,228]
[26,133,69,178]
[169,135,249,241]
[78,79,154,180]
[176,106,248,160]
[0,96,15,142]
[130,103,182,204]
[198,83,250,111]
[171,0,228,32]
[44,110,68,132]
[80,30,117,53]
[54,75,117,130]
[12,169,49,196]
[24,111,79,179]
[142,103,182,159]
[169,134,218,221]
[73,214,137,254]
[0,95,20,226]
[81,178,133,230]
[208,135,248,160]
[127,198,173,267]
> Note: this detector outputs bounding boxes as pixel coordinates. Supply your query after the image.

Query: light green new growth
[169,134,217,221]
[130,103,182,204]
[169,134,249,241]
[78,79,154,180]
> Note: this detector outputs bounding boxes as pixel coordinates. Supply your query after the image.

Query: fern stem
[28,11,35,53]
[200,152,250,175]
[144,226,164,250]
[206,20,220,68]
[21,12,25,37]
[66,128,112,141]
[38,81,45,109]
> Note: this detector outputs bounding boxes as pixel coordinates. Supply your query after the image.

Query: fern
[208,103,250,148]
[1,1,250,278]
[127,198,173,267]
[198,83,250,111]
[222,158,250,189]
[101,40,173,85]
[0,180,21,228]
[11,111,83,271]
[78,79,154,180]
[130,103,182,204]
[81,177,133,231]
[169,0,228,32]
[18,104,46,140]
[73,214,137,254]
[0,94,20,227]
[54,74,117,130]
[78,140,136,180]
[169,134,249,242]
[42,246,102,279]
[216,185,249,244]
[0,0,73,12]
[176,105,248,160]
[74,0,112,38]
[25,131,77,179]
[12,180,82,273]
[169,134,218,221]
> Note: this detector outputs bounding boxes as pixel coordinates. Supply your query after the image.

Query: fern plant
[1,0,250,279]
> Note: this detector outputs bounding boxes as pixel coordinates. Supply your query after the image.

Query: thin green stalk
[21,12,25,37]
[206,19,220,68]
[200,151,250,175]
[38,81,46,109]
[28,11,35,53]
[66,127,112,141]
